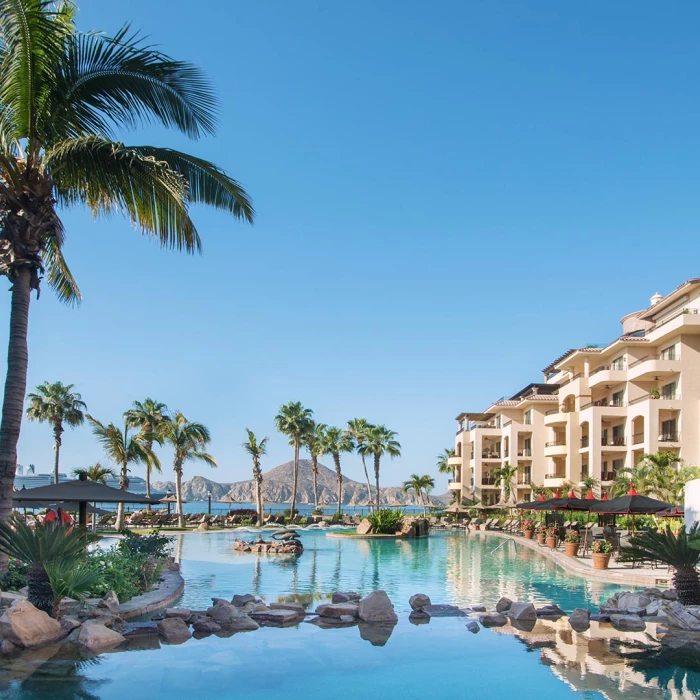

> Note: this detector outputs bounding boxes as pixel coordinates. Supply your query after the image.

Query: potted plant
[522,519,535,540]
[591,539,613,569]
[545,526,558,550]
[564,530,580,557]
[536,524,547,545]
[649,387,660,400]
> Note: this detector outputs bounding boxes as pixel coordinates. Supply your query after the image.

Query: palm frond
[42,232,82,305]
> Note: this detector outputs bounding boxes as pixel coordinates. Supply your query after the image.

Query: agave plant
[621,524,700,605]
[0,517,97,616]
[45,559,101,619]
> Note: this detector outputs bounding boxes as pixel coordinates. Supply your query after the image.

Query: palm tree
[621,524,700,605]
[161,412,216,527]
[274,402,314,518]
[581,474,599,496]
[613,451,685,501]
[321,427,354,515]
[402,474,435,516]
[301,422,326,510]
[25,381,86,484]
[242,429,267,526]
[72,462,117,484]
[86,416,156,530]
[0,1,253,568]
[346,418,374,508]
[493,463,519,503]
[124,399,171,505]
[359,425,401,511]
[530,483,547,499]
[437,448,456,480]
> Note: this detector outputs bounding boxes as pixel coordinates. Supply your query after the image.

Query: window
[524,410,532,425]
[495,415,501,428]
[660,344,677,360]
[612,458,624,473]
[581,463,589,477]
[661,382,677,399]
[602,428,608,446]
[612,390,624,407]
[660,419,678,442]
[611,355,625,370]
[612,424,625,445]
[602,460,608,479]
[459,419,465,432]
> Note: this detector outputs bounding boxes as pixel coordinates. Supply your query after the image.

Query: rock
[157,617,192,644]
[508,603,537,622]
[357,591,398,623]
[207,604,245,625]
[568,608,591,632]
[466,620,480,634]
[610,615,646,632]
[409,594,431,610]
[76,619,126,651]
[537,605,566,619]
[306,616,357,629]
[0,639,19,656]
[339,615,355,623]
[479,614,508,628]
[421,604,465,618]
[686,606,700,620]
[617,592,652,612]
[495,597,512,613]
[471,605,486,612]
[253,603,269,612]
[89,610,123,628]
[408,611,430,625]
[269,603,306,614]
[212,597,230,606]
[662,589,678,601]
[165,608,192,619]
[231,594,255,607]
[60,618,81,635]
[644,599,665,617]
[356,518,373,535]
[97,591,120,615]
[122,622,158,638]
[642,587,663,599]
[590,614,611,623]
[660,630,700,668]
[332,592,361,604]
[193,618,222,634]
[249,609,301,626]
[315,603,359,618]
[510,617,537,633]
[358,621,396,646]
[0,599,62,648]
[663,601,700,630]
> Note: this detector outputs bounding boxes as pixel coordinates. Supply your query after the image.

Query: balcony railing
[469,422,499,431]
[602,436,626,447]
[628,353,679,368]
[545,408,559,416]
[629,392,681,406]
[601,472,618,482]
[544,473,565,480]
[481,452,501,459]
[481,476,498,485]
[545,440,566,447]
[580,436,589,448]
[518,448,532,457]
[659,432,680,442]
[632,432,644,444]
[556,372,583,388]
[517,477,531,485]
[581,399,626,410]
[589,364,611,376]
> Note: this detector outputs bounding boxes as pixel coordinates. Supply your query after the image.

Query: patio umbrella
[160,493,187,515]
[444,503,472,513]
[589,488,673,515]
[13,500,109,515]
[656,506,684,518]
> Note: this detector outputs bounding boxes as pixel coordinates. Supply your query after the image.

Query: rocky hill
[154,460,448,505]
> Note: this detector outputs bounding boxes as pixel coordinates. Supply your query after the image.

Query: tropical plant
[242,428,268,526]
[25,381,86,484]
[45,559,101,618]
[117,530,171,558]
[564,530,580,543]
[0,517,97,616]
[0,0,253,573]
[72,462,117,484]
[124,399,171,505]
[359,425,401,510]
[622,525,700,605]
[301,422,326,510]
[346,418,374,508]
[321,427,354,514]
[367,508,405,534]
[581,475,599,495]
[492,462,519,503]
[86,416,157,530]
[591,539,611,555]
[402,473,435,516]
[161,412,216,527]
[530,483,548,499]
[613,450,694,502]
[274,402,314,518]
[437,447,457,480]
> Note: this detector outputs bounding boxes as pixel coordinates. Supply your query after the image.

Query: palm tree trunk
[255,475,263,526]
[334,453,342,515]
[28,562,54,616]
[374,454,381,511]
[291,437,300,520]
[145,439,153,512]
[312,455,319,509]
[115,461,128,531]
[422,490,427,517]
[53,422,63,484]
[0,267,32,574]
[175,465,184,528]
[360,454,373,512]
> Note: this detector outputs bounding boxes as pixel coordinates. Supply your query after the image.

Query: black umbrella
[589,486,673,515]
[13,500,109,515]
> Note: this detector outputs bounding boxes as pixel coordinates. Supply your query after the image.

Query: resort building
[449,279,700,505]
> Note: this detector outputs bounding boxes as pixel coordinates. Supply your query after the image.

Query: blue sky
[3,0,700,491]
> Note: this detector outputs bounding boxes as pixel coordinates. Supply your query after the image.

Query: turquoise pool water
[1,530,699,699]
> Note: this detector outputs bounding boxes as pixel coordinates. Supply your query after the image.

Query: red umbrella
[554,490,561,498]
[538,493,546,502]
[567,489,577,499]
[602,492,608,501]
[586,488,595,499]
[628,482,639,496]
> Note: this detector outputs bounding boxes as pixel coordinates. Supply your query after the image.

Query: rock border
[118,570,185,620]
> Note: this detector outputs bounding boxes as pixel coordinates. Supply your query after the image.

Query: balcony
[659,432,680,444]
[629,393,682,407]
[601,472,618,483]
[447,456,463,466]
[481,452,501,460]
[587,365,627,388]
[580,436,589,449]
[544,439,567,456]
[544,409,570,426]
[480,476,499,487]
[517,448,532,458]
[632,432,644,445]
[544,474,566,487]
[447,480,463,491]
[580,399,627,417]
[627,355,680,382]
[601,436,626,448]
[517,476,531,485]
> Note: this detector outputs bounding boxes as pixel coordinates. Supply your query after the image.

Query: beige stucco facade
[449,279,700,505]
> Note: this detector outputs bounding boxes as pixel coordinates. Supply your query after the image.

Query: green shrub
[368,508,404,534]
[0,559,28,591]
[117,529,172,558]
[87,548,163,603]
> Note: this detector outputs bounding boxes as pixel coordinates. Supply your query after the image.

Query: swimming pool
[1,530,698,699]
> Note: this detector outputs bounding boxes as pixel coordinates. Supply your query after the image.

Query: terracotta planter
[536,533,546,545]
[546,536,557,550]
[523,529,534,540]
[564,542,580,557]
[592,553,611,570]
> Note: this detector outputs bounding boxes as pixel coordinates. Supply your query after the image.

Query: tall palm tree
[86,416,156,530]
[321,427,354,515]
[437,448,456,480]
[492,463,519,503]
[301,422,326,510]
[161,412,216,528]
[124,399,171,505]
[274,402,314,518]
[402,474,435,516]
[359,425,401,510]
[242,429,267,526]
[71,462,116,484]
[25,381,86,484]
[346,418,374,508]
[0,1,253,569]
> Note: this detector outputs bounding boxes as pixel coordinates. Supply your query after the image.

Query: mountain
[155,460,449,505]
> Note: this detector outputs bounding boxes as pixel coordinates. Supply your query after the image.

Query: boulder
[165,608,192,620]
[253,603,269,612]
[568,608,591,632]
[0,599,62,648]
[508,603,537,622]
[227,615,260,632]
[409,594,431,610]
[122,622,158,638]
[610,615,646,632]
[421,604,465,618]
[307,616,357,629]
[617,592,652,612]
[663,601,700,631]
[332,592,361,604]
[590,614,611,623]
[408,611,429,625]
[339,615,355,623]
[660,630,700,668]
[270,603,306,614]
[60,618,82,636]
[356,519,373,535]
[644,599,665,617]
[231,594,256,607]
[466,620,480,634]
[192,618,222,634]
[479,613,508,628]
[358,591,398,623]
[157,617,192,644]
[96,591,120,615]
[76,619,126,651]
[471,605,486,613]
[358,621,396,646]
[0,639,19,656]
[249,609,301,626]
[211,597,230,606]
[642,587,663,599]
[662,589,678,601]
[315,603,359,618]
[495,597,512,613]
[206,604,250,626]
[537,605,566,619]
